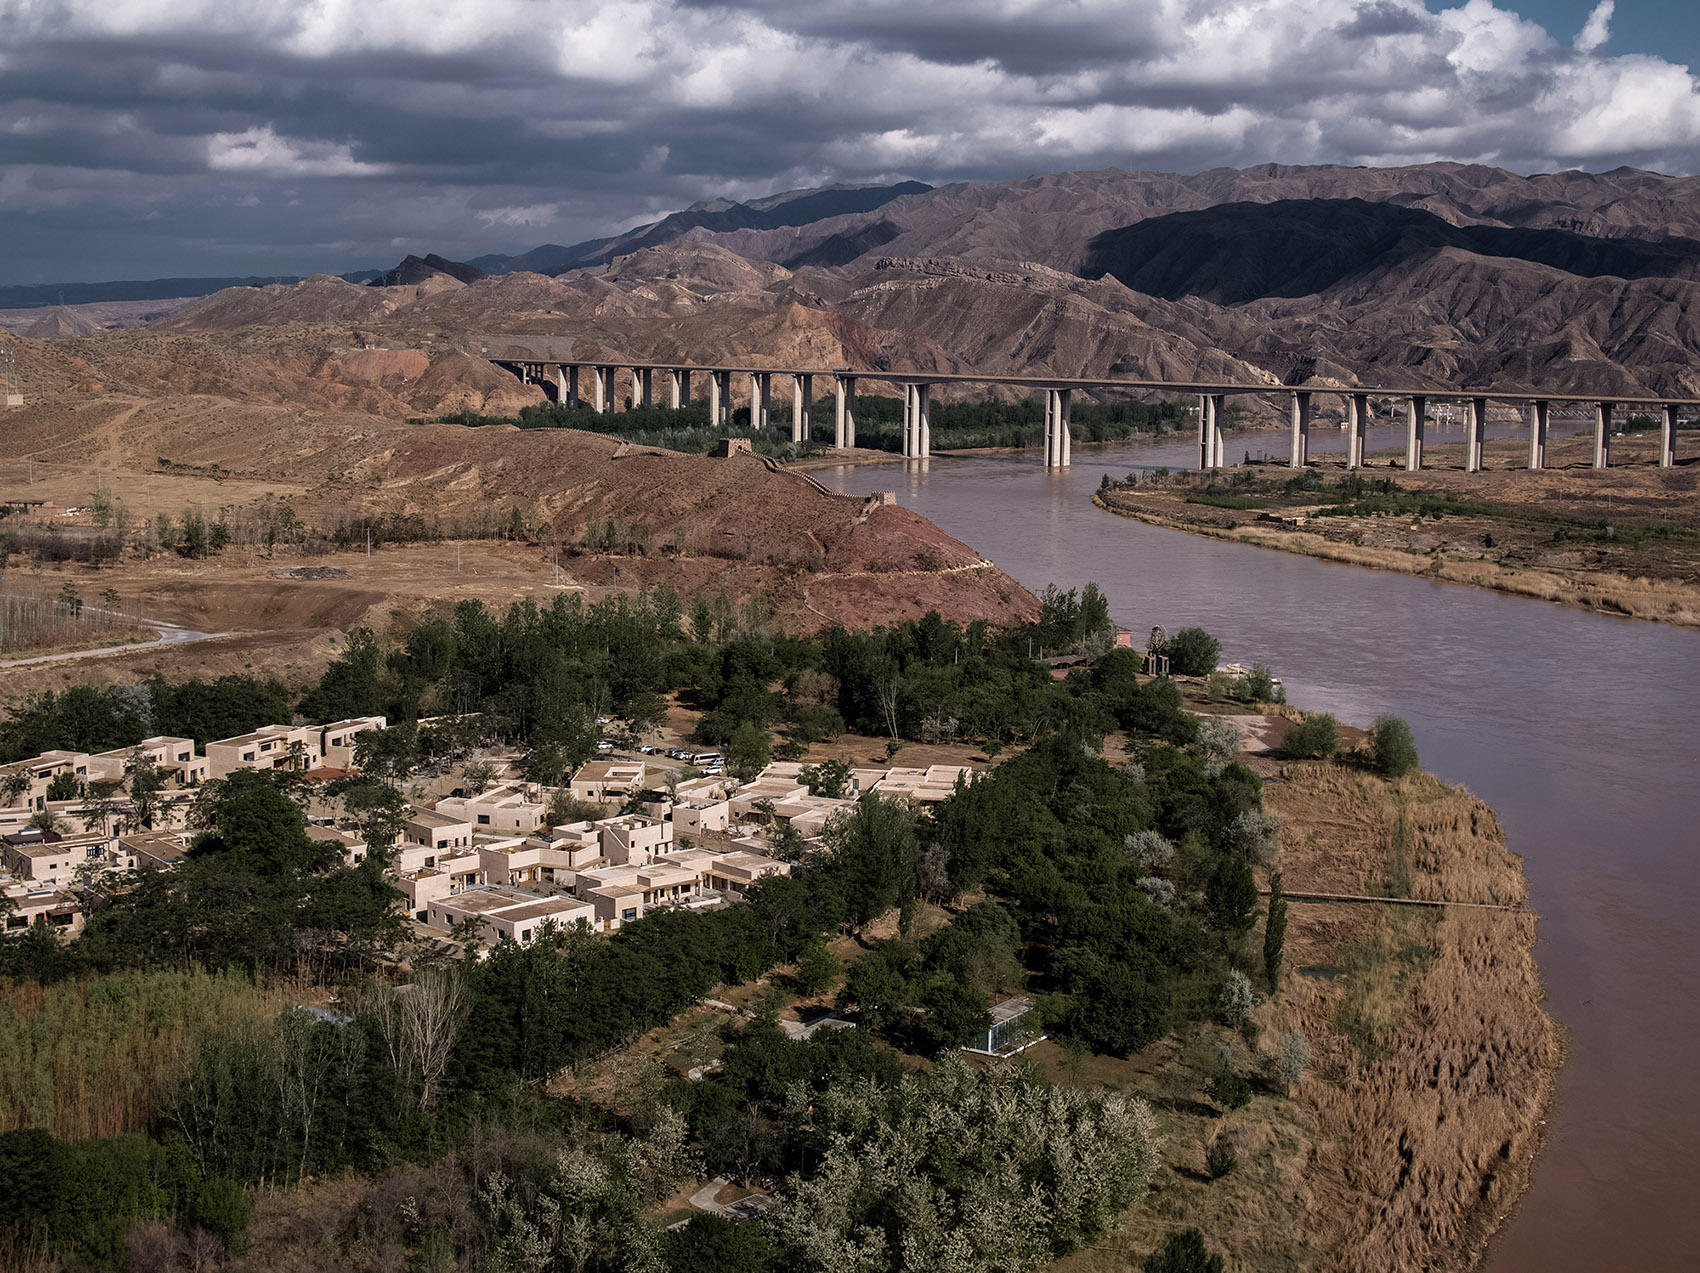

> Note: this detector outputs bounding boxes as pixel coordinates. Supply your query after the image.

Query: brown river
[820,418,1700,1269]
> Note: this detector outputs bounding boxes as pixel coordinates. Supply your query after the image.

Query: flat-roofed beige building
[2,879,86,937]
[569,759,649,802]
[2,829,111,886]
[0,751,91,811]
[306,824,369,866]
[85,737,204,787]
[434,784,548,835]
[423,886,594,947]
[705,849,791,895]
[870,765,975,804]
[401,808,474,858]
[597,814,673,864]
[318,717,387,768]
[119,831,191,871]
[204,724,322,780]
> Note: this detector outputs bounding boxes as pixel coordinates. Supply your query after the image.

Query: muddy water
[820,423,1700,1269]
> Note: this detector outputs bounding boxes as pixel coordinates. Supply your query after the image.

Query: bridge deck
[487,358,1700,408]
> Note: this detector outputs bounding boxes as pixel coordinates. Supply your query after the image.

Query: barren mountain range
[10,161,1700,400]
[5,161,1700,641]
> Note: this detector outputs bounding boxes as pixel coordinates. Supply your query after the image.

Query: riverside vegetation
[1095,460,1700,629]
[431,393,1193,460]
[0,588,1554,1273]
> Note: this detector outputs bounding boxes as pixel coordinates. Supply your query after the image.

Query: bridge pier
[792,374,813,443]
[903,384,932,458]
[1594,401,1612,468]
[1467,396,1488,472]
[1349,393,1369,467]
[1289,391,1311,467]
[1406,395,1426,471]
[708,370,723,425]
[835,376,857,448]
[749,372,771,430]
[1044,388,1072,467]
[1662,404,1679,467]
[591,366,610,413]
[632,368,652,409]
[1528,400,1548,470]
[1197,394,1213,470]
[668,369,687,410]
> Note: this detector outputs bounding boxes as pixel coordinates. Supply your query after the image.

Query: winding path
[0,617,227,669]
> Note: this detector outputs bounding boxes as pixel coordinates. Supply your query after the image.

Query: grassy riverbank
[1094,435,1700,628]
[1049,745,1559,1273]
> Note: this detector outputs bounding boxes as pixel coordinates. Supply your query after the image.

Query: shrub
[1144,1229,1225,1273]
[1241,663,1282,703]
[1218,969,1256,1025]
[1205,1137,1240,1179]
[1282,712,1338,759]
[1124,829,1174,869]
[1225,809,1280,863]
[1166,627,1222,677]
[1370,713,1420,777]
[1272,1028,1310,1093]
[1207,1068,1252,1110]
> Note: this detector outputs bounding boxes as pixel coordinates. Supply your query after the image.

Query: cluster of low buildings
[1,714,977,957]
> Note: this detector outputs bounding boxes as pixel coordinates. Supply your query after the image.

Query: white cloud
[476,203,560,227]
[6,0,1700,278]
[1575,0,1614,54]
[205,126,390,177]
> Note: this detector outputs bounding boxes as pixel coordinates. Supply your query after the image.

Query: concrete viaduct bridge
[490,358,1694,473]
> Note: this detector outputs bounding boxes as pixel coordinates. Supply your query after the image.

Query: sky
[2,0,1699,284]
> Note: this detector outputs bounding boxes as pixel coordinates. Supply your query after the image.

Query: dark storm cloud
[1,0,1698,282]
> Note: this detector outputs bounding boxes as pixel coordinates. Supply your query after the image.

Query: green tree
[1282,712,1338,759]
[1263,871,1288,989]
[1370,713,1420,777]
[44,771,81,802]
[337,779,409,855]
[1166,627,1222,677]
[1205,855,1257,936]
[125,752,164,829]
[726,720,772,783]
[1144,1229,1224,1273]
[837,944,913,1031]
[798,758,851,798]
[179,509,209,558]
[919,976,992,1053]
[662,1213,773,1273]
[794,940,842,996]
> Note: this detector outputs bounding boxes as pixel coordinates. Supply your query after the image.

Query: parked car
[639,745,660,755]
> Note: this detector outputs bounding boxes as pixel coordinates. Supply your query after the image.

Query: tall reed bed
[0,970,290,1139]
